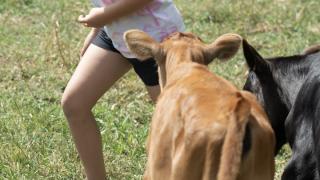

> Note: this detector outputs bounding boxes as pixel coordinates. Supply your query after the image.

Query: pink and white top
[92,0,185,58]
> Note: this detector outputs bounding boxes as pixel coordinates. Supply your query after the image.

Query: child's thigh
[62,44,132,108]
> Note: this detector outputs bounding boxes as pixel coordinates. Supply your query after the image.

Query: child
[61,0,185,179]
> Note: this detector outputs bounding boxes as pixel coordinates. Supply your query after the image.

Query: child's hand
[78,8,106,28]
[78,0,152,28]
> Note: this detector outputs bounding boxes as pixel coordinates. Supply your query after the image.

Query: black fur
[242,40,320,180]
[242,123,251,159]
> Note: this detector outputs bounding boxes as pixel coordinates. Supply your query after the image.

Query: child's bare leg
[61,44,131,180]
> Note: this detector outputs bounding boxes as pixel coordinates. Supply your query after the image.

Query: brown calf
[124,30,275,180]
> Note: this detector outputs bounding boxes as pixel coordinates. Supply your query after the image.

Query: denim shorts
[91,29,159,86]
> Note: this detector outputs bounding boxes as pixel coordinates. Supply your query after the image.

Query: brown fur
[217,93,250,180]
[124,30,275,180]
[302,44,320,55]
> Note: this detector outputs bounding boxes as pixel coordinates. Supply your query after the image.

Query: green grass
[1,0,319,179]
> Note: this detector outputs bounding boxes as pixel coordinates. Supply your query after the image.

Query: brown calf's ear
[124,29,160,61]
[302,44,320,55]
[204,33,242,64]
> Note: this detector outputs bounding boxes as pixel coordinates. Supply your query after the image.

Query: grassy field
[0,0,319,179]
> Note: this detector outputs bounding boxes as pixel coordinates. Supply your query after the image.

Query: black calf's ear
[242,39,266,70]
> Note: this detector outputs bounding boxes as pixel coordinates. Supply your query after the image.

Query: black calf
[242,40,320,180]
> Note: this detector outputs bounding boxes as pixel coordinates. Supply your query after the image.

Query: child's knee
[61,93,90,120]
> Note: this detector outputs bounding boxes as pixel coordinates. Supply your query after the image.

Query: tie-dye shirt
[91,0,185,58]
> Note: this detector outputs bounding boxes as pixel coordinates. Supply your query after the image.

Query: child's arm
[78,0,153,28]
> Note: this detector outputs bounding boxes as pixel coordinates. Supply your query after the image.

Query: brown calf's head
[124,30,242,88]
